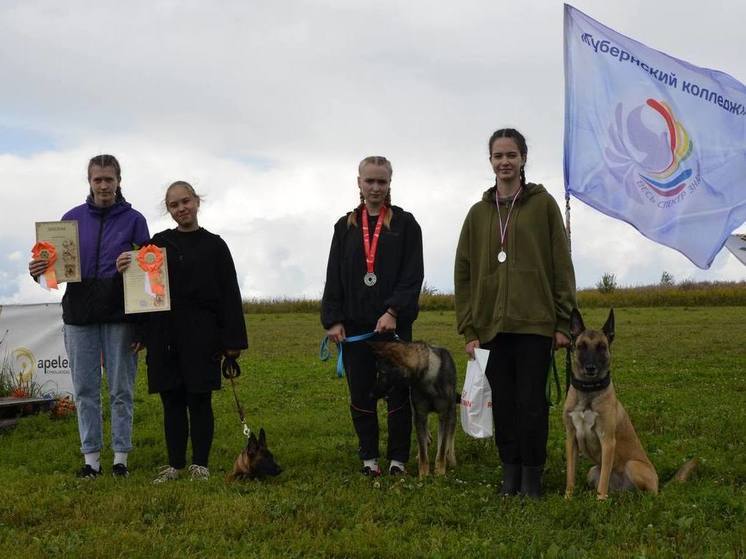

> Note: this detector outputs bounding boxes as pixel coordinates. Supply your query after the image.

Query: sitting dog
[564,308,696,500]
[370,340,458,477]
[226,428,282,482]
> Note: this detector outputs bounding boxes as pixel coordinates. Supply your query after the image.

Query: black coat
[142,228,248,394]
[321,205,424,335]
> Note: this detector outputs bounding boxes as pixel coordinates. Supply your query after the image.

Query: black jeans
[342,327,412,462]
[159,388,214,469]
[482,333,553,467]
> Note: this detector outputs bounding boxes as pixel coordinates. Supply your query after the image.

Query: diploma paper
[35,221,81,283]
[123,248,171,314]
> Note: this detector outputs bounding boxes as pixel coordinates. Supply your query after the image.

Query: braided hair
[88,154,125,202]
[347,156,393,229]
[488,128,528,191]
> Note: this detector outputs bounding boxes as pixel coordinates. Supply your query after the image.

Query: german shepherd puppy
[370,341,458,477]
[564,308,697,500]
[226,428,282,482]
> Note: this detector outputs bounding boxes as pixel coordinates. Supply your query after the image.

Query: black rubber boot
[520,465,544,499]
[500,463,522,496]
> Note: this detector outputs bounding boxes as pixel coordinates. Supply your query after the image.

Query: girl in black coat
[321,156,424,477]
[117,181,248,482]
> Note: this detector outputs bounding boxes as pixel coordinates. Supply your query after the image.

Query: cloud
[1,0,745,304]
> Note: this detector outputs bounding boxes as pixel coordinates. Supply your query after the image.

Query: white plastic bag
[460,347,493,438]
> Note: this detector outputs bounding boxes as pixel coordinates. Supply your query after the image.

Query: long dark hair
[488,128,527,189]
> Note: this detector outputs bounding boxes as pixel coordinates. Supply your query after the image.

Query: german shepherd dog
[226,428,282,482]
[370,341,459,477]
[564,308,697,500]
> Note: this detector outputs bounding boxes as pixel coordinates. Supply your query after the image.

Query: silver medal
[497,250,507,263]
[363,272,377,287]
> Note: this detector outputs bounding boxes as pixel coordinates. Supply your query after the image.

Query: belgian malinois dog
[370,341,458,477]
[226,428,282,482]
[564,308,697,500]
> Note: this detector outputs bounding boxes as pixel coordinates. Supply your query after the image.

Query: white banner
[0,303,73,397]
[725,234,746,266]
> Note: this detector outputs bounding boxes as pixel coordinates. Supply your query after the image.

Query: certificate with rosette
[123,245,171,314]
[725,234,746,266]
[34,221,82,285]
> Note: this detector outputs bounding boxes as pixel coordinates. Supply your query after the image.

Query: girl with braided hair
[454,129,576,497]
[29,155,150,478]
[322,156,424,477]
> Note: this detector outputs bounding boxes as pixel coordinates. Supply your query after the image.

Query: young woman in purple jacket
[29,155,149,478]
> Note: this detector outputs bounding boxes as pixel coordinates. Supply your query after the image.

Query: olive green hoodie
[454,183,576,343]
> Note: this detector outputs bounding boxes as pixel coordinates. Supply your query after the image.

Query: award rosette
[136,245,166,302]
[31,241,59,290]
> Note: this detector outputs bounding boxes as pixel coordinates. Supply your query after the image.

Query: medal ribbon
[497,187,521,256]
[32,241,58,290]
[136,245,166,296]
[361,206,386,275]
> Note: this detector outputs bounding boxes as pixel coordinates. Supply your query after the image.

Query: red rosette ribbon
[31,241,59,289]
[136,245,165,297]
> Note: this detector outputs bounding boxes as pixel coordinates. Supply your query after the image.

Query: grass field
[1,308,745,558]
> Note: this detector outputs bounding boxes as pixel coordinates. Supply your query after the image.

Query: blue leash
[319,331,377,377]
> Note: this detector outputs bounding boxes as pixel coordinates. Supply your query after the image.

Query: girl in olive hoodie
[454,128,576,498]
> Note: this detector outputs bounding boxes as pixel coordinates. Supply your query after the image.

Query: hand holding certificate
[123,245,171,314]
[33,221,82,289]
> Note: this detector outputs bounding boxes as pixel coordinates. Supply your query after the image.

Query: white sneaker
[188,464,210,481]
[152,466,181,484]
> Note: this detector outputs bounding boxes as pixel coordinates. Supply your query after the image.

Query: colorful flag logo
[564,4,746,268]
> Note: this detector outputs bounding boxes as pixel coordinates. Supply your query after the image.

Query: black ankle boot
[520,465,544,498]
[500,463,522,496]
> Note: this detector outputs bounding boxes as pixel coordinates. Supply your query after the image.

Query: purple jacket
[61,197,149,325]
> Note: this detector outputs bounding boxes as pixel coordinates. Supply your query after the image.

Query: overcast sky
[2,0,745,305]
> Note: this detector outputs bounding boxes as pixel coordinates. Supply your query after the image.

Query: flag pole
[565,188,572,254]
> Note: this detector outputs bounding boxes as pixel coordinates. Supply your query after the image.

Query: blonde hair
[347,156,393,229]
[164,181,202,210]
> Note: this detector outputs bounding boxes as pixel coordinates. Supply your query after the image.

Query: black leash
[222,355,251,438]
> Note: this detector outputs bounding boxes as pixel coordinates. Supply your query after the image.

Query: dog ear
[569,308,585,339]
[258,428,266,448]
[602,308,615,345]
[247,432,259,456]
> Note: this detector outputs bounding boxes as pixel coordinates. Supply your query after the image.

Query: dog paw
[564,489,574,500]
[596,494,609,501]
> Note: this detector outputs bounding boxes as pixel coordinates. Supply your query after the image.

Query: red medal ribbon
[496,187,521,255]
[361,206,386,275]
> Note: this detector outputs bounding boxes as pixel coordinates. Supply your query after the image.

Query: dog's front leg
[597,435,616,500]
[564,430,578,499]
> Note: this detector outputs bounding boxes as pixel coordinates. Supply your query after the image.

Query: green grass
[242,282,746,314]
[1,309,745,558]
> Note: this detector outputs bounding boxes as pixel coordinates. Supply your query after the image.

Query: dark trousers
[342,327,412,462]
[482,333,553,467]
[159,388,214,469]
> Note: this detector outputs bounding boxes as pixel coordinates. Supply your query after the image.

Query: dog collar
[571,374,611,392]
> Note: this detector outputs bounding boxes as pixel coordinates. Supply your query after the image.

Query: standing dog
[564,308,696,500]
[226,428,282,482]
[370,341,458,477]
